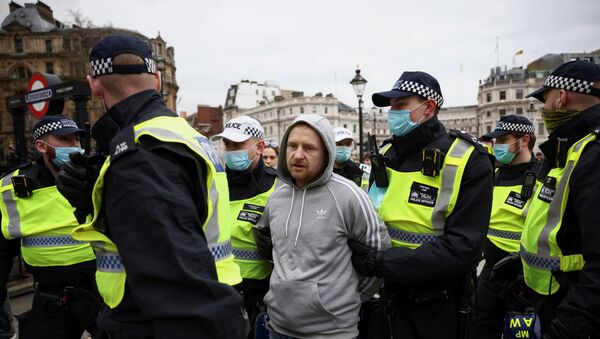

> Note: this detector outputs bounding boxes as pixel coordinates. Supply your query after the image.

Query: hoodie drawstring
[285,188,295,238]
[294,189,307,247]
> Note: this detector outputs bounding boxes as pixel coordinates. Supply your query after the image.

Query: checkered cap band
[544,75,595,94]
[393,80,444,108]
[33,119,77,140]
[89,57,156,76]
[243,126,264,139]
[495,121,535,134]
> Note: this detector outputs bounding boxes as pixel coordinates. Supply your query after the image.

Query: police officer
[0,115,98,339]
[212,116,277,338]
[332,127,363,186]
[471,115,539,339]
[56,34,245,338]
[520,60,600,338]
[347,71,494,339]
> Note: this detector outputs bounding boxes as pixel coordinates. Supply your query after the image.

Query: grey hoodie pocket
[265,277,338,333]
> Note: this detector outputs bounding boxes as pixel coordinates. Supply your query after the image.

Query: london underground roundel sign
[25,73,61,118]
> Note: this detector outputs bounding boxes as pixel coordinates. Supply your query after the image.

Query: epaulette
[109,126,137,163]
[0,162,33,179]
[264,165,277,176]
[449,129,488,155]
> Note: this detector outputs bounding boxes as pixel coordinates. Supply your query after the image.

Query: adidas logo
[315,208,327,219]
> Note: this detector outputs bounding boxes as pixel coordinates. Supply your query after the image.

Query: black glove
[253,227,273,260]
[56,152,93,224]
[347,239,383,278]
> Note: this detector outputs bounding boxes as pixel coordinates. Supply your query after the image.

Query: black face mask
[91,114,121,155]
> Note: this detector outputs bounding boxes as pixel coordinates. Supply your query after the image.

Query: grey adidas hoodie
[257,114,390,338]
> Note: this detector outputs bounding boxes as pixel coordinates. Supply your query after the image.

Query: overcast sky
[3,0,599,113]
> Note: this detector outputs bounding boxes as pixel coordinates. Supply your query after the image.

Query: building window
[45,39,52,52]
[486,93,491,102]
[343,124,347,128]
[516,89,524,99]
[486,111,491,117]
[46,62,54,74]
[486,125,492,133]
[256,90,259,95]
[353,125,357,133]
[300,107,304,114]
[516,107,523,114]
[539,123,545,136]
[499,109,506,116]
[324,107,328,114]
[500,91,506,100]
[17,66,30,79]
[269,126,273,134]
[312,106,316,113]
[289,108,292,115]
[15,37,23,53]
[72,37,81,51]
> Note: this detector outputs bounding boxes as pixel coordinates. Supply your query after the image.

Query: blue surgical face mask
[335,146,352,163]
[225,142,258,171]
[387,101,428,137]
[53,146,84,168]
[492,138,522,165]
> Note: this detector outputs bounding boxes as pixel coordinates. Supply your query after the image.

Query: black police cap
[89,35,156,77]
[33,115,85,141]
[527,60,600,102]
[483,115,535,139]
[372,71,444,108]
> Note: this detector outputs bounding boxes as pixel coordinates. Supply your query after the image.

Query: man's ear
[556,89,568,110]
[521,134,530,149]
[87,75,102,99]
[34,139,48,154]
[255,139,265,154]
[425,99,437,116]
[154,71,162,92]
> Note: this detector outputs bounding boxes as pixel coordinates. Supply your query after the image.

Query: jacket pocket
[264,277,338,333]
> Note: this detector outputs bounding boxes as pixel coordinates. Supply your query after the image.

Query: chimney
[34,1,54,23]
[9,1,22,12]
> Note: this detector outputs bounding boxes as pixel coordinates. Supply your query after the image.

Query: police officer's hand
[347,239,383,278]
[253,226,273,260]
[56,152,92,224]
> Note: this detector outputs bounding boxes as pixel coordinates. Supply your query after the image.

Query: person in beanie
[56,34,246,338]
[520,60,600,338]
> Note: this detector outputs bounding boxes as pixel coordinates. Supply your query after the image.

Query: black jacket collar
[106,90,174,129]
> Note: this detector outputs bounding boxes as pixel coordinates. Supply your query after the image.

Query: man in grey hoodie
[254,114,390,339]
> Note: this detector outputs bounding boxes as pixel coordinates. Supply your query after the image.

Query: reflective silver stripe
[488,228,521,241]
[210,240,232,261]
[431,139,471,232]
[134,126,223,259]
[520,245,560,270]
[388,228,439,245]
[538,135,594,256]
[22,235,85,247]
[96,251,124,273]
[233,248,267,260]
[1,172,21,238]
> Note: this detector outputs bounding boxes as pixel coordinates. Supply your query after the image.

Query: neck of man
[333,160,345,169]
[43,155,59,178]
[510,147,532,166]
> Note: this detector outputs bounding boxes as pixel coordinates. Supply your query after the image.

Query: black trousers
[471,260,506,339]
[18,284,100,339]
[367,289,459,339]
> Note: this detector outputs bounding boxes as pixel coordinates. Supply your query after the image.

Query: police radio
[520,171,537,200]
[368,134,388,187]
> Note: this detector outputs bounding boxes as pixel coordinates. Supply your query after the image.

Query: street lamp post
[350,67,367,162]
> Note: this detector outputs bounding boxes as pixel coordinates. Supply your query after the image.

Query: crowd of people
[0,33,599,339]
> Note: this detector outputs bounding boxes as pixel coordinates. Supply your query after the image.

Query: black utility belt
[382,285,457,303]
